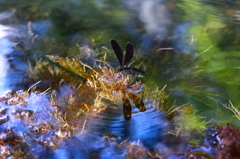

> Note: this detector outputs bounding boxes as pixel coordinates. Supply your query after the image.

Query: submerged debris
[29,124,52,134]
[0,116,9,125]
[0,91,13,102]
[216,124,240,159]
[12,109,34,119]
[0,108,8,116]
[0,128,21,146]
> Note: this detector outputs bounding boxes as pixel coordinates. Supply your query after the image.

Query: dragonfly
[110,39,146,75]
[110,40,146,120]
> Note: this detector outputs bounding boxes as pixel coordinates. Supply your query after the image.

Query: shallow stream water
[0,0,240,158]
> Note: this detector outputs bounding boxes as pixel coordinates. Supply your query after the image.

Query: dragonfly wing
[127,92,146,112]
[122,94,132,120]
[111,40,124,67]
[124,42,134,66]
[123,67,147,74]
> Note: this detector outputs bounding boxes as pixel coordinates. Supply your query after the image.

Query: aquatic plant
[29,55,147,118]
[222,101,240,121]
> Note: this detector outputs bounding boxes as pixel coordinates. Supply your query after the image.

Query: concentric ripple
[84,103,168,148]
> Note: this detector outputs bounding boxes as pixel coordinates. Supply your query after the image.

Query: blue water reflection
[0,25,12,94]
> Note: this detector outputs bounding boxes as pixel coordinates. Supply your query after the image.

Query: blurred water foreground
[1,0,240,158]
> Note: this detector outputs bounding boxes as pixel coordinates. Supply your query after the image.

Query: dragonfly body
[110,40,146,120]
[121,67,146,74]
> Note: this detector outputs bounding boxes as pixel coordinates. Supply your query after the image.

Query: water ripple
[84,103,168,149]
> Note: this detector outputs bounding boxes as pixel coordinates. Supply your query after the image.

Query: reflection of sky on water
[138,0,170,38]
[0,25,12,94]
[0,10,28,93]
[124,0,171,50]
[0,9,51,91]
